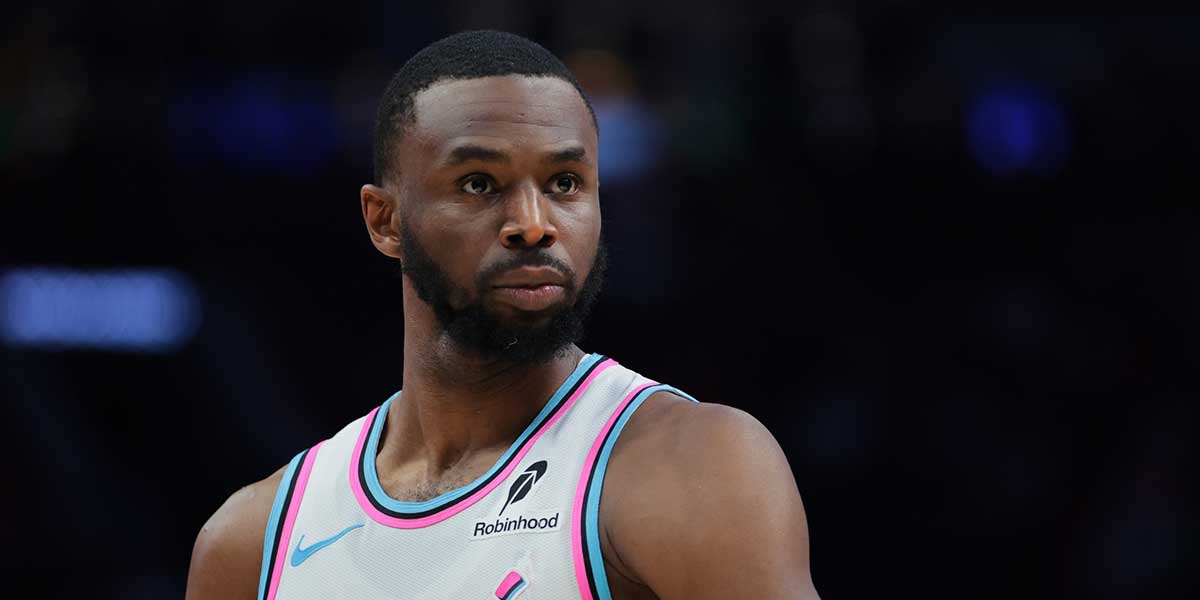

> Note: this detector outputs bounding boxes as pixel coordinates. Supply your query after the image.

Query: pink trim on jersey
[571,381,658,600]
[266,441,324,600]
[494,570,524,598]
[348,358,618,529]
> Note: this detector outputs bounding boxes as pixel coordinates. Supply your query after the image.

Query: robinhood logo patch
[472,512,560,540]
[471,460,559,540]
[499,460,547,516]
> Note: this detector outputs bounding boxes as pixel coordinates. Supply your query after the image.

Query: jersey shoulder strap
[572,372,699,600]
[256,413,367,600]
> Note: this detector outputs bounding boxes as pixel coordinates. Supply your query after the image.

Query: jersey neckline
[348,352,613,527]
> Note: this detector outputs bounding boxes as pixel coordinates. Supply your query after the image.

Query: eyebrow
[543,146,589,166]
[444,144,511,166]
[442,143,591,167]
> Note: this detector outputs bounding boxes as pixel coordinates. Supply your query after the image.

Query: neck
[376,287,585,491]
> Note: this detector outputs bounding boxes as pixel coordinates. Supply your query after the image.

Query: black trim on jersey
[260,447,308,600]
[356,355,608,520]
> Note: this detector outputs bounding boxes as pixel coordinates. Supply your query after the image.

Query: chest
[258,356,667,600]
[276,441,586,600]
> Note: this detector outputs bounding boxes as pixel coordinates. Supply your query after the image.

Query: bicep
[609,404,819,600]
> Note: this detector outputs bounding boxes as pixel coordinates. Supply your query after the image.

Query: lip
[490,267,569,311]
[490,266,568,289]
[490,284,566,311]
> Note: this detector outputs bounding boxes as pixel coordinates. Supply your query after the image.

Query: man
[187,30,819,600]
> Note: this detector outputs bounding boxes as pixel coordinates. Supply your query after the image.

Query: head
[360,30,605,365]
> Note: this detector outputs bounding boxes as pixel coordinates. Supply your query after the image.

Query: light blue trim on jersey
[660,386,699,403]
[257,450,305,600]
[362,352,606,512]
[585,384,698,600]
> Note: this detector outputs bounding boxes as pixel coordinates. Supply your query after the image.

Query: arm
[185,467,286,600]
[602,394,820,599]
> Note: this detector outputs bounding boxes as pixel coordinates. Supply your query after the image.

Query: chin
[498,311,560,331]
[489,300,570,322]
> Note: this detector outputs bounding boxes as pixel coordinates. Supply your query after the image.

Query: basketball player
[187,31,819,600]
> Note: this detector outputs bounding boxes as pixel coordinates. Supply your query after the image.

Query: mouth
[490,283,567,312]
[490,266,569,288]
[487,264,573,312]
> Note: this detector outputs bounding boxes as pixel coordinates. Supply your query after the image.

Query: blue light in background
[169,76,337,174]
[595,98,661,184]
[0,268,201,353]
[967,85,1071,176]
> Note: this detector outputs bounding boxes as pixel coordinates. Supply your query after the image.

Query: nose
[499,182,557,249]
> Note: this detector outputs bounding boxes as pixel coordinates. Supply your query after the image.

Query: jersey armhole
[572,384,698,600]
[256,442,324,600]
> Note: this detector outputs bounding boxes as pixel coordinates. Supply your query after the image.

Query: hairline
[378,73,598,187]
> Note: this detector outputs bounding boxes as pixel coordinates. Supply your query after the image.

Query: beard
[397,223,607,365]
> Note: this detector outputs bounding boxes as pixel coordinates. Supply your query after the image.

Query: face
[362,75,604,364]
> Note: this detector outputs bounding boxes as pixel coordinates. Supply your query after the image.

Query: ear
[361,184,403,260]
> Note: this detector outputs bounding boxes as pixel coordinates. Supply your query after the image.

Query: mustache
[477,251,577,291]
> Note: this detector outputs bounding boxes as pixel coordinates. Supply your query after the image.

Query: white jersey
[257,353,696,600]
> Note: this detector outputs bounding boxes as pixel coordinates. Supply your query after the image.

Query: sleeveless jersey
[256,353,696,600]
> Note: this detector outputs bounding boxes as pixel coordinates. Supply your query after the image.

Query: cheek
[413,209,493,284]
[557,203,602,270]
[442,233,490,279]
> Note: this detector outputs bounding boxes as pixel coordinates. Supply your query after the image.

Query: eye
[550,174,580,195]
[461,175,495,195]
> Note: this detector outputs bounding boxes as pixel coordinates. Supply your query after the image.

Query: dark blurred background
[2,2,1197,598]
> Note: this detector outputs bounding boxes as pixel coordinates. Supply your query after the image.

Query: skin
[186,74,819,600]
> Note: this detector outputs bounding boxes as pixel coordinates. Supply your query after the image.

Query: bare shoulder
[185,465,288,600]
[664,393,776,448]
[610,391,792,482]
[600,391,819,599]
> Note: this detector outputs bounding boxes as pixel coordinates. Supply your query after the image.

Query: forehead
[405,75,597,163]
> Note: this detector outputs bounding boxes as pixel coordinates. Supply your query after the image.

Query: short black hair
[373,30,597,186]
